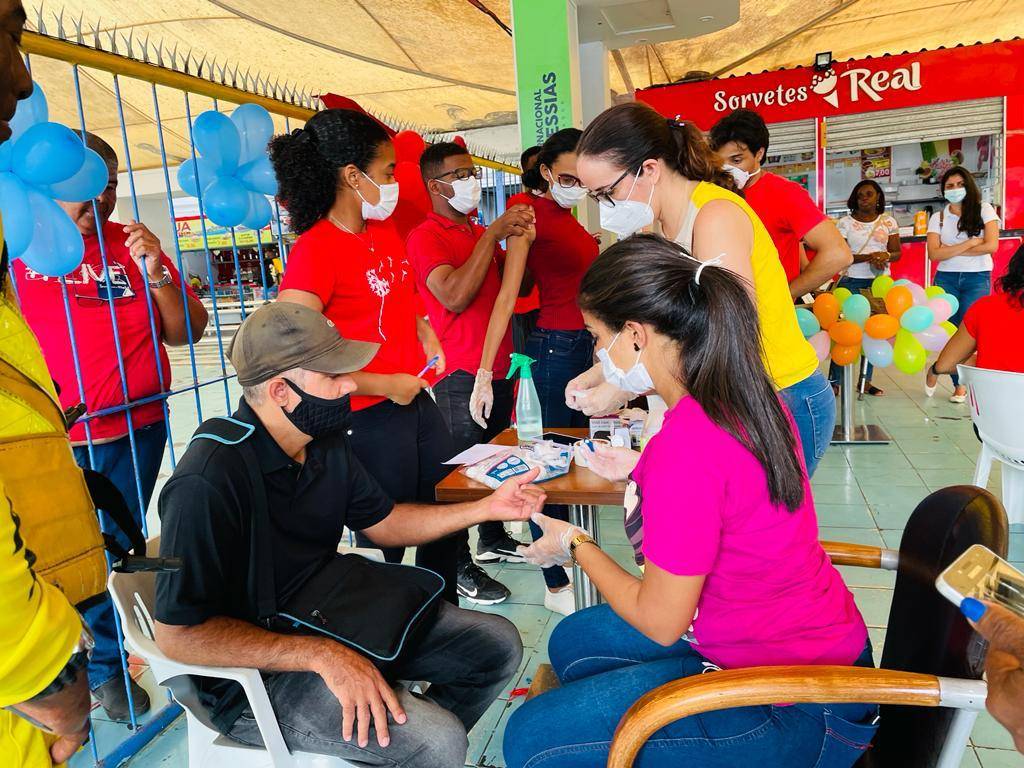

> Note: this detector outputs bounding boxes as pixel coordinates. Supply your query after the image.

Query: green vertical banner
[511,0,578,152]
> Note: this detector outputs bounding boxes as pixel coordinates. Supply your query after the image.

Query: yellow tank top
[676,182,819,391]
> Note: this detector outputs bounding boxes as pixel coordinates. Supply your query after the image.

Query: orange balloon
[831,343,861,366]
[813,293,840,329]
[828,320,863,347]
[865,313,900,340]
[884,285,913,318]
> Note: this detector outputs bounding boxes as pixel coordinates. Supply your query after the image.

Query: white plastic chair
[108,539,384,767]
[959,364,1024,525]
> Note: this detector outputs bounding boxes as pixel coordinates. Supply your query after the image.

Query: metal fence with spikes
[15,13,521,768]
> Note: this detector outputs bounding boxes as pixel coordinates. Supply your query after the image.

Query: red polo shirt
[521,195,598,330]
[13,219,196,443]
[743,172,826,282]
[280,218,421,411]
[407,212,513,378]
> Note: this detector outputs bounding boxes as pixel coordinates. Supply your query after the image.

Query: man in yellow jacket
[1,2,102,763]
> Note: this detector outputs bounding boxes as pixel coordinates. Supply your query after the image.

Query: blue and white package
[461,440,573,489]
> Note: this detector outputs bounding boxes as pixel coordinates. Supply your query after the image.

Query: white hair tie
[694,253,726,285]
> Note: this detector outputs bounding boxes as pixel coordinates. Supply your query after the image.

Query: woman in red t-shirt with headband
[472,127,599,615]
[270,109,458,601]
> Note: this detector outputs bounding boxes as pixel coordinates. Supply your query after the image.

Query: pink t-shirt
[625,395,867,670]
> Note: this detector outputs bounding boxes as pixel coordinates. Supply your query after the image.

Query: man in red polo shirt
[710,109,852,298]
[12,132,207,720]
[407,142,534,605]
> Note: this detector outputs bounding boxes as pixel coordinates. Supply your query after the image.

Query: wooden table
[436,428,626,609]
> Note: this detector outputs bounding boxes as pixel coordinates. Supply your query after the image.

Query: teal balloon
[842,294,871,326]
[0,172,33,256]
[242,192,272,230]
[192,110,241,174]
[893,278,911,286]
[862,336,894,368]
[795,307,820,337]
[19,187,84,276]
[49,149,109,202]
[237,156,277,196]
[937,293,959,317]
[231,103,275,164]
[11,122,86,185]
[177,157,217,197]
[900,305,935,333]
[8,82,48,142]
[203,176,250,228]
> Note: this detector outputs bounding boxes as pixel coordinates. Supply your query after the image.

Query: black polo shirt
[155,398,394,731]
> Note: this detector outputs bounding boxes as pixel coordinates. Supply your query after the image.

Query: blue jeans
[505,605,878,768]
[933,270,991,387]
[74,421,167,689]
[779,370,835,477]
[828,277,876,387]
[525,328,595,590]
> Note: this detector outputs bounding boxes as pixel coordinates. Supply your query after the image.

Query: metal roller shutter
[825,98,1003,151]
[766,118,816,156]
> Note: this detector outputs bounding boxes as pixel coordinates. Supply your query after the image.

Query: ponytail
[577,102,738,193]
[578,233,805,511]
[268,109,390,234]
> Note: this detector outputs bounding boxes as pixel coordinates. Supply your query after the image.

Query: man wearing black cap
[153,302,543,767]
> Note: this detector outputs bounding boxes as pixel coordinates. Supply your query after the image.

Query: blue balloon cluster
[177,104,277,229]
[0,83,109,276]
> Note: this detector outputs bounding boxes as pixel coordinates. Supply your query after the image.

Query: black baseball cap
[228,302,378,387]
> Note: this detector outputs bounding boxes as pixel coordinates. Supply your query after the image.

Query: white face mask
[598,166,655,239]
[597,332,654,396]
[544,170,588,209]
[440,176,482,214]
[944,187,967,204]
[358,173,400,221]
[722,164,760,189]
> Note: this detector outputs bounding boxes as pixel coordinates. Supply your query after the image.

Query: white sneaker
[949,390,967,404]
[544,587,576,616]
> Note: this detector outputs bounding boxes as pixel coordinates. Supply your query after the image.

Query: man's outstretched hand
[485,467,547,521]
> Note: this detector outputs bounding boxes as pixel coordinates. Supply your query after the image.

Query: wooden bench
[526,663,560,700]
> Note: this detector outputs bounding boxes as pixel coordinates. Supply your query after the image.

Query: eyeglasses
[433,165,483,182]
[551,173,584,189]
[586,168,633,207]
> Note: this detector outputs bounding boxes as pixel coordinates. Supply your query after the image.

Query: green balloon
[893,328,927,374]
[871,275,895,298]
[833,287,852,305]
[842,294,871,327]
[925,285,946,298]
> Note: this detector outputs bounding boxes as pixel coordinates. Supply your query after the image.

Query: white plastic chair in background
[959,364,1024,525]
[108,539,384,767]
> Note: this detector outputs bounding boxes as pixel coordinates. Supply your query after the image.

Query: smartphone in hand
[936,544,1024,618]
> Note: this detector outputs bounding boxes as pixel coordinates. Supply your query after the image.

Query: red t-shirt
[743,172,826,282]
[12,219,196,442]
[963,290,1024,373]
[407,213,513,378]
[280,218,421,411]
[521,195,598,331]
[507,191,540,315]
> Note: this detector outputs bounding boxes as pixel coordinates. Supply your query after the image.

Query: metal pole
[569,504,601,610]
[831,362,893,445]
[842,363,854,442]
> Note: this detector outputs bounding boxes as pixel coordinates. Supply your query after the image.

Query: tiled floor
[71,358,1024,768]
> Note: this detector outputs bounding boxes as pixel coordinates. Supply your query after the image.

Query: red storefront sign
[637,40,1024,130]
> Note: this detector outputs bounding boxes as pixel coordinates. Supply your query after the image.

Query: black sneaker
[456,562,511,605]
[93,676,151,722]
[476,531,528,564]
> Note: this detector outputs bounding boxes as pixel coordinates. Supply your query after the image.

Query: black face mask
[282,379,351,438]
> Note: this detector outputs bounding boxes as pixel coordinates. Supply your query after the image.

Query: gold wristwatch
[569,532,597,564]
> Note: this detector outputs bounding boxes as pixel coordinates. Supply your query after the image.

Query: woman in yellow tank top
[572,102,834,476]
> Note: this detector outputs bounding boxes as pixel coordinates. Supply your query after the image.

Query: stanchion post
[831,361,892,445]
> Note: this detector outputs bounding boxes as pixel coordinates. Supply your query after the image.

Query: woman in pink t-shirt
[505,234,874,768]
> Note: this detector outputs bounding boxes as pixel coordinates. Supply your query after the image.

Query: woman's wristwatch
[569,532,597,564]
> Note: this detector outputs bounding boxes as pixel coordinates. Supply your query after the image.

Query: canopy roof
[21,0,1024,168]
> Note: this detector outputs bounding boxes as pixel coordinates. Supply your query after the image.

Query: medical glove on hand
[584,444,641,482]
[470,369,493,428]
[564,363,605,411]
[575,381,630,417]
[522,513,584,568]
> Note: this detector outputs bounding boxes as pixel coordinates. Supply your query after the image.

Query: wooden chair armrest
[608,666,939,768]
[822,540,899,570]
